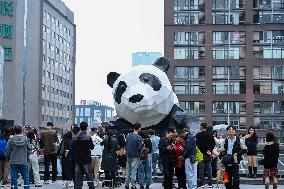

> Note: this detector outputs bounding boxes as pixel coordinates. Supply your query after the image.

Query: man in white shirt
[220,126,247,189]
[90,127,103,185]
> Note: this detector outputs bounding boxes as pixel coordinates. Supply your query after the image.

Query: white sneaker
[67,181,74,187]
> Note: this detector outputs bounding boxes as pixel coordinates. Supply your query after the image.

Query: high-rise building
[132,52,162,67]
[0,46,3,118]
[165,0,284,141]
[75,100,114,126]
[0,0,76,129]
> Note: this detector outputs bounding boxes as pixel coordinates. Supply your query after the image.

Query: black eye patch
[139,73,162,91]
[114,81,127,104]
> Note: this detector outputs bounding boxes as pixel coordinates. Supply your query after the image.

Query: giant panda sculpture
[107,57,199,134]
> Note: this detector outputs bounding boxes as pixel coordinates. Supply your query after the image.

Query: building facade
[132,52,162,66]
[75,100,114,126]
[0,0,75,129]
[0,46,3,118]
[165,0,284,141]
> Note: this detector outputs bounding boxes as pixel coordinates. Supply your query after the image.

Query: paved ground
[15,181,284,189]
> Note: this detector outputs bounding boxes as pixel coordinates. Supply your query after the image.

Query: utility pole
[22,0,28,126]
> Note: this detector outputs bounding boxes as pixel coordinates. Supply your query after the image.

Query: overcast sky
[63,0,164,108]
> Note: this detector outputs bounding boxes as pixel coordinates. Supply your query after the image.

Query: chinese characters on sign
[0,24,12,38]
[0,0,13,61]
[3,45,11,61]
[0,1,13,16]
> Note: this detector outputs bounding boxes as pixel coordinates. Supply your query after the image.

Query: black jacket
[262,142,279,169]
[143,138,152,154]
[196,131,216,155]
[72,131,94,165]
[101,137,119,171]
[158,137,176,163]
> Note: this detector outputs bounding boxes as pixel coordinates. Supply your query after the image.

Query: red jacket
[175,142,185,167]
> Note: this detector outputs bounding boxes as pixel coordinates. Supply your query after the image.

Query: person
[244,126,258,178]
[196,123,216,188]
[59,130,74,187]
[40,122,58,184]
[90,127,103,186]
[27,130,42,187]
[147,129,160,176]
[0,127,11,186]
[137,131,153,189]
[219,125,247,189]
[263,132,279,189]
[117,133,127,183]
[6,125,31,189]
[100,130,119,187]
[71,121,95,189]
[173,134,186,189]
[183,130,197,189]
[125,123,143,189]
[68,124,80,183]
[158,128,176,189]
[210,129,219,178]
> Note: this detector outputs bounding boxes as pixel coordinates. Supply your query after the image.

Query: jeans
[138,155,152,187]
[152,153,159,175]
[29,153,41,184]
[125,158,140,188]
[185,158,197,189]
[74,163,95,189]
[43,153,57,181]
[10,164,29,189]
[198,154,212,186]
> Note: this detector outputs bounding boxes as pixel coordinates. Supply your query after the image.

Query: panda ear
[107,72,121,88]
[153,57,170,73]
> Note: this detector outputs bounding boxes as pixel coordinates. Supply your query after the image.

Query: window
[174,12,205,25]
[253,31,284,59]
[213,47,245,59]
[213,0,245,9]
[213,32,245,44]
[174,32,205,45]
[174,47,205,59]
[213,101,245,114]
[212,11,245,25]
[180,101,205,114]
[174,0,203,11]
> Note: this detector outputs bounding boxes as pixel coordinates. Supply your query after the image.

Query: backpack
[196,146,204,163]
[0,139,7,159]
[140,146,149,161]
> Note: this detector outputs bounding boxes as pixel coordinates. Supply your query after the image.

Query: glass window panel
[174,67,189,78]
[260,81,272,94]
[174,48,188,59]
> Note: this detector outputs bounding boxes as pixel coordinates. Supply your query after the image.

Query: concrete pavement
[17,181,284,189]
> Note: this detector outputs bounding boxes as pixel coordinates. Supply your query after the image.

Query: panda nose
[129,94,144,103]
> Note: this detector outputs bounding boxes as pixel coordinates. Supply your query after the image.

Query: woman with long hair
[263,132,279,189]
[244,126,258,178]
[27,130,42,187]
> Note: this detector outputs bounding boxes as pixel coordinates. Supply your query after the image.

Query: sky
[63,0,164,108]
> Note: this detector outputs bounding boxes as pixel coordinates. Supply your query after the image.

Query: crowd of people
[0,121,281,189]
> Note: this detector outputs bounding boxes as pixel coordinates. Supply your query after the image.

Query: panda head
[107,57,179,128]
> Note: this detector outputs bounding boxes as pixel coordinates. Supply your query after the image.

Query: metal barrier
[238,143,284,177]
